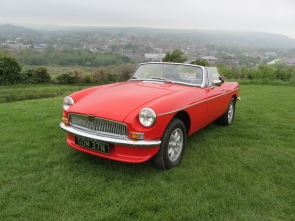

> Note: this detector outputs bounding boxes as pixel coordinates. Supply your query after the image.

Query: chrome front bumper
[60,123,161,147]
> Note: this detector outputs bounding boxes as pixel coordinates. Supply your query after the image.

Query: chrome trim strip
[158,88,239,116]
[129,62,206,87]
[140,79,202,87]
[60,123,161,147]
[158,99,207,116]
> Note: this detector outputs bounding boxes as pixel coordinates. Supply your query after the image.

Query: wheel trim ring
[168,128,183,162]
[228,102,234,123]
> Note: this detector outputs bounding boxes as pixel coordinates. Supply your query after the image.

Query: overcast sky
[1,0,295,39]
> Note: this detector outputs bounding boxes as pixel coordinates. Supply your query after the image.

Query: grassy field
[0,84,91,103]
[0,85,295,220]
[37,65,97,79]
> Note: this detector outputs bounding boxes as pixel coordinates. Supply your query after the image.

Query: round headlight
[139,108,156,127]
[63,96,74,111]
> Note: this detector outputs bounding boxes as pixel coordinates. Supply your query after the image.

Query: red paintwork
[68,82,178,122]
[66,134,160,163]
[62,80,239,163]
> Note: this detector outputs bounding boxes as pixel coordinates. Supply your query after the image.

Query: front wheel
[152,118,186,170]
[217,97,236,126]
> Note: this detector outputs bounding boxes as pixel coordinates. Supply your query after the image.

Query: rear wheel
[218,97,236,126]
[152,118,186,170]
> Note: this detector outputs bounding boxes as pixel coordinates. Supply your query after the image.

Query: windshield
[131,63,203,85]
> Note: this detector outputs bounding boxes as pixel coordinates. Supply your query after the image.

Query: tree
[31,67,51,83]
[0,52,22,85]
[56,73,76,84]
[21,67,34,83]
[45,45,55,54]
[124,43,138,51]
[162,49,187,63]
[191,59,209,66]
[109,44,119,52]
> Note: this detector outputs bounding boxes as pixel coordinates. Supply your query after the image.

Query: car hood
[69,81,187,122]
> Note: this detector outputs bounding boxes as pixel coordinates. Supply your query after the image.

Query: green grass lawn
[0,84,91,103]
[33,65,96,78]
[0,85,295,220]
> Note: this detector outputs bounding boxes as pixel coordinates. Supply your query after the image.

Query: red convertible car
[60,62,240,169]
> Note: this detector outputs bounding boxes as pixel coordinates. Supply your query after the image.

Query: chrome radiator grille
[69,114,127,138]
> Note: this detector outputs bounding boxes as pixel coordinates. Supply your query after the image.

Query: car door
[187,87,209,135]
[205,67,229,122]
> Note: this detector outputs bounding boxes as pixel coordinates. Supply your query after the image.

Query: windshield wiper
[130,75,140,80]
[151,77,174,83]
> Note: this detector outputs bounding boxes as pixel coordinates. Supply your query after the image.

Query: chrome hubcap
[228,102,234,123]
[168,128,183,162]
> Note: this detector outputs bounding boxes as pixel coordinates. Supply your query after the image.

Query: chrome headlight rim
[139,108,156,127]
[63,96,74,111]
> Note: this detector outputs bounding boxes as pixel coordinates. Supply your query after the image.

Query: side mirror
[212,79,223,86]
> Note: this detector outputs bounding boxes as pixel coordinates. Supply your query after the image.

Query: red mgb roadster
[60,62,240,169]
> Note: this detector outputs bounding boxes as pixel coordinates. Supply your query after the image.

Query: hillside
[0,24,39,37]
[1,24,295,48]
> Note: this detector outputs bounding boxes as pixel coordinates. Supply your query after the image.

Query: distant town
[1,25,295,66]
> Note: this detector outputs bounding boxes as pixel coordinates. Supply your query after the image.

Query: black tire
[217,97,236,126]
[152,118,186,170]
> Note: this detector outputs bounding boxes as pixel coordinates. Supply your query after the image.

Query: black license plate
[74,136,109,154]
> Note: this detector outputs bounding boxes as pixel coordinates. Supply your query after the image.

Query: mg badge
[88,115,94,123]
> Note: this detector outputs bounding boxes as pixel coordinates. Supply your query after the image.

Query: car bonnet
[68,81,182,122]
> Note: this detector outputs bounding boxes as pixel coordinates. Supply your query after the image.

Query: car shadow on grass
[65,148,158,174]
[61,122,236,182]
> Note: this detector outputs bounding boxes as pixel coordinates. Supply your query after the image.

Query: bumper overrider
[60,123,161,163]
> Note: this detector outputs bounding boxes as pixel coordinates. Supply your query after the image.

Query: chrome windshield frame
[130,62,206,88]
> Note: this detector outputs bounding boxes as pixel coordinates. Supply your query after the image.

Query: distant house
[145,53,166,62]
[33,43,48,52]
[187,45,196,52]
[200,56,219,60]
[265,52,277,57]
[268,59,280,65]
[243,52,262,58]
[128,54,143,63]
[284,58,295,65]
[153,48,163,53]
[5,41,29,50]
[199,56,220,64]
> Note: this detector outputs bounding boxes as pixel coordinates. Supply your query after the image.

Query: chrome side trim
[158,88,239,116]
[158,99,207,116]
[60,123,161,147]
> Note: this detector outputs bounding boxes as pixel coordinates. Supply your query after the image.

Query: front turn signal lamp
[61,117,69,125]
[130,132,145,140]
